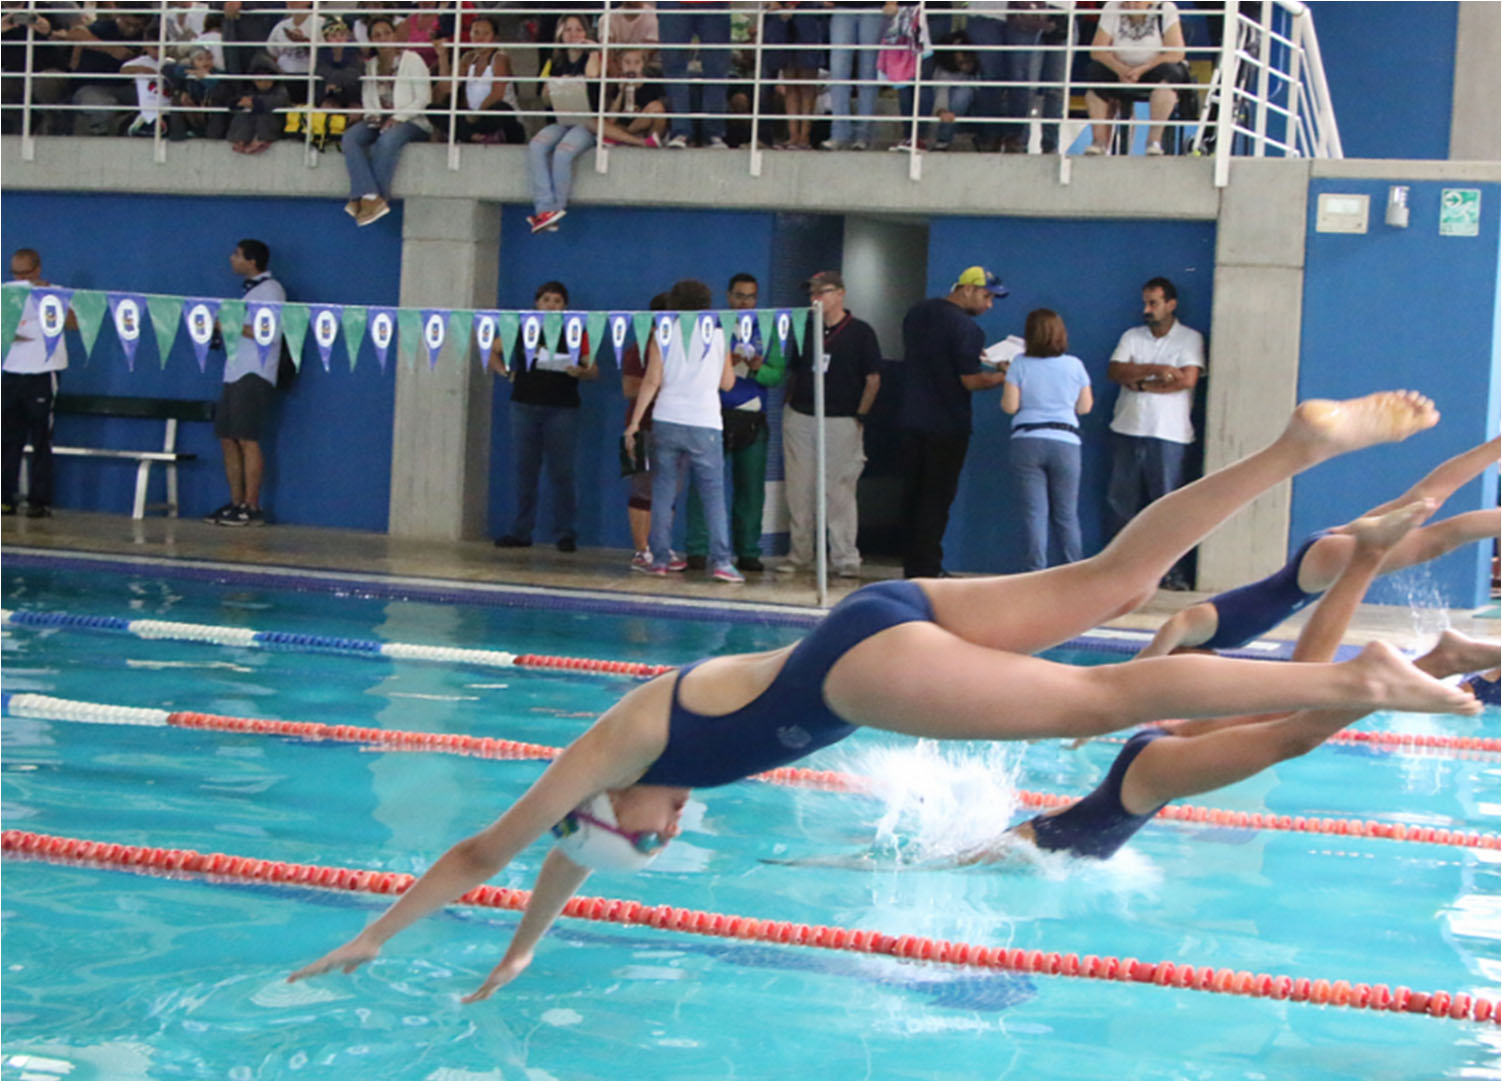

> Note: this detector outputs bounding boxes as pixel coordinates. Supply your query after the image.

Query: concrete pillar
[1450,2,1501,162]
[389,197,501,540]
[1198,160,1311,591]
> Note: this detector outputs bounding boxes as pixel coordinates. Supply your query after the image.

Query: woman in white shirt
[341,15,431,226]
[1083,0,1190,156]
[440,14,524,144]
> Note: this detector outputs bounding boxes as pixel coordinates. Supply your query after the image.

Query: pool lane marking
[4,693,1496,852]
[0,608,671,679]
[1,829,1495,1026]
[3,609,1495,756]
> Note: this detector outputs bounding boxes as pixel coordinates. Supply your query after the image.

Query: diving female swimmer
[289,393,1483,1000]
[1137,435,1500,657]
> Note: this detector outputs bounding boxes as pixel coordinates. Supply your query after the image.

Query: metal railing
[0,2,1341,187]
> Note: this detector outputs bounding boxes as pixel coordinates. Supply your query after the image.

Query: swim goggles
[552,807,663,854]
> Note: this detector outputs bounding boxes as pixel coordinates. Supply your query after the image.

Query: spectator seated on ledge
[226,54,289,154]
[267,4,315,77]
[58,9,150,135]
[433,14,525,145]
[341,15,431,227]
[121,44,167,137]
[1084,0,1191,156]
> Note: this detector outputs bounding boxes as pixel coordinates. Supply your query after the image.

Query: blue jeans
[934,82,976,145]
[828,10,885,144]
[1004,25,1066,151]
[1011,437,1082,571]
[527,123,595,214]
[509,401,579,542]
[342,120,428,199]
[1106,432,1188,539]
[965,15,1007,147]
[650,420,731,569]
[658,2,729,140]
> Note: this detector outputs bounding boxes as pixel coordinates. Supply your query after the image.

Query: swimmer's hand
[461,951,532,1003]
[286,936,381,983]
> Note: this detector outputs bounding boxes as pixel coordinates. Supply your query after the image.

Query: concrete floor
[3,510,1497,652]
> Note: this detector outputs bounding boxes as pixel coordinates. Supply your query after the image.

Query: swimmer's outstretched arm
[461,848,591,1002]
[287,703,665,987]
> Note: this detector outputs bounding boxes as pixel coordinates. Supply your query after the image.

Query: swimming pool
[3,555,1498,1081]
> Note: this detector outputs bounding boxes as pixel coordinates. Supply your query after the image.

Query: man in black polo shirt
[779,270,882,577]
[898,266,1010,578]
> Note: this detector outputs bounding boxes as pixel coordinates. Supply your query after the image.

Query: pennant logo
[774,308,793,355]
[737,312,755,345]
[696,312,716,361]
[369,309,395,371]
[249,302,281,365]
[421,309,447,368]
[474,310,498,365]
[608,312,630,366]
[654,312,676,351]
[312,305,341,371]
[563,312,585,364]
[521,312,542,367]
[36,288,71,359]
[108,293,146,370]
[183,298,220,372]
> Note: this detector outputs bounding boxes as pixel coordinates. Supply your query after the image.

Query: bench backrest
[55,394,216,423]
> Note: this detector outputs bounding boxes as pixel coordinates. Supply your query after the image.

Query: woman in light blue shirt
[1002,309,1093,570]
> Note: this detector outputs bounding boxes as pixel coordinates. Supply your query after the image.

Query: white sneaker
[1145,142,1165,156]
[775,560,808,574]
[666,134,689,149]
[1084,144,1107,156]
[631,550,652,568]
[850,139,869,151]
[707,135,729,149]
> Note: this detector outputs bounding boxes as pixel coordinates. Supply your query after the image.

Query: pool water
[2,560,1499,1081]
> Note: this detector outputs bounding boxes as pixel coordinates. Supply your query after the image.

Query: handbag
[721,408,766,454]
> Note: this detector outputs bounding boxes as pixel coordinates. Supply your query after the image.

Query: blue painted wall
[0,192,402,528]
[921,216,1216,574]
[1296,177,1500,608]
[1307,2,1457,160]
[486,203,780,548]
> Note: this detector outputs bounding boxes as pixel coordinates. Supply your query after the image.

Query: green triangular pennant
[791,307,807,354]
[396,309,422,369]
[677,311,696,347]
[632,311,653,354]
[340,305,367,370]
[497,311,520,370]
[146,295,183,368]
[0,283,27,353]
[280,303,310,371]
[586,311,606,361]
[448,309,473,365]
[757,309,774,350]
[541,310,563,355]
[720,310,738,342]
[70,289,108,357]
[219,298,246,361]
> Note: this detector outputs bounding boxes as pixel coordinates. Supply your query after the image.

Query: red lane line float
[4,829,1496,1025]
[511,654,674,679]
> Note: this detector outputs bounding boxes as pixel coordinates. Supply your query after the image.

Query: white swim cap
[551,792,664,873]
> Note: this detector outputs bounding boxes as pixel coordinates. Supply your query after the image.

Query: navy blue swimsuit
[1025,728,1170,859]
[1199,531,1329,650]
[1463,673,1500,706]
[635,580,935,788]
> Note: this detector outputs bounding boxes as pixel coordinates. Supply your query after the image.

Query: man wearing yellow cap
[897,266,1010,578]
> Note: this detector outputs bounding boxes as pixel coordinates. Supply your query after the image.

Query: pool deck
[3,511,1497,651]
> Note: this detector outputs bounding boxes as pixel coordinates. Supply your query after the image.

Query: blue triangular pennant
[420,308,447,368]
[247,300,282,366]
[180,296,221,372]
[33,287,73,360]
[562,312,586,365]
[607,312,631,367]
[107,292,148,370]
[367,306,397,372]
[520,311,544,368]
[309,304,343,372]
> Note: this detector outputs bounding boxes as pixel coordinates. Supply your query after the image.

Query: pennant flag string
[0,284,810,377]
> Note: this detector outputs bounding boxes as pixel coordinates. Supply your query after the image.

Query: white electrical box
[1315,193,1370,234]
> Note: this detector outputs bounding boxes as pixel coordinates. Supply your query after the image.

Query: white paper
[982,335,1025,368]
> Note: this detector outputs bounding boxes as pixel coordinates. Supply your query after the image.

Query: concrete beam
[1,135,1221,220]
[1451,1,1501,163]
[389,198,501,541]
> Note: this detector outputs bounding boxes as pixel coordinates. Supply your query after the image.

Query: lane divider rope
[2,830,1494,1025]
[4,607,1492,755]
[0,608,672,679]
[4,693,1495,852]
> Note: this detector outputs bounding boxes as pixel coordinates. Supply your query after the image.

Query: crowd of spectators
[0,3,1212,157]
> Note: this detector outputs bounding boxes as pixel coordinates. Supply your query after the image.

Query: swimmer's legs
[1135,602,1219,659]
[1119,631,1498,811]
[923,391,1440,655]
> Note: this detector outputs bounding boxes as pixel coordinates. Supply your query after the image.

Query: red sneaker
[529,209,566,234]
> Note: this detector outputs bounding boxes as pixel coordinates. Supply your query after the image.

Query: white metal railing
[0,2,1341,187]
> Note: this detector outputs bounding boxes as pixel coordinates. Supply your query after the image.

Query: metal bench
[22,394,216,519]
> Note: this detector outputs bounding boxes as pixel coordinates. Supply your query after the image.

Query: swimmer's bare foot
[1414,631,1502,680]
[1344,499,1437,552]
[1283,392,1439,466]
[1350,640,1482,716]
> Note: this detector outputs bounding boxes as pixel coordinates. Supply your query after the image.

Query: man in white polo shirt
[2,247,71,518]
[1105,275,1204,588]
[204,238,285,527]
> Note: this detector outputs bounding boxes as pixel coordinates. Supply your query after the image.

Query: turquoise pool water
[2,559,1499,1080]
